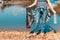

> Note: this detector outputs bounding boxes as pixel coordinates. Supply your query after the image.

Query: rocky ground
[0,30,60,40]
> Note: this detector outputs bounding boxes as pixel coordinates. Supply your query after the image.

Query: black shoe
[30,30,41,35]
[37,30,41,35]
[54,30,56,33]
[30,30,34,34]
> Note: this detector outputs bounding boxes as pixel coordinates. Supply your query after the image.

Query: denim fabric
[31,7,54,33]
[26,7,56,34]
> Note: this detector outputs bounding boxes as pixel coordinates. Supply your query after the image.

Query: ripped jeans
[31,7,56,34]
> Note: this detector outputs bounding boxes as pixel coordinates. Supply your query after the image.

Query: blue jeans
[31,7,56,34]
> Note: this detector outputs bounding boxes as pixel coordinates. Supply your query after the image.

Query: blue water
[0,6,26,30]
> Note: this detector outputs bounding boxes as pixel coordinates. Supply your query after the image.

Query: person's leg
[26,8,33,28]
[39,8,49,34]
[42,8,56,34]
[30,8,41,35]
[44,23,56,34]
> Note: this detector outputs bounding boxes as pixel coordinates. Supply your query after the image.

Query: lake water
[0,6,26,30]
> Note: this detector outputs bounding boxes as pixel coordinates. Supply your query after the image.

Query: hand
[26,6,32,8]
[53,10,56,14]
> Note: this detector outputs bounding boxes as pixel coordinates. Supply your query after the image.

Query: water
[0,6,26,30]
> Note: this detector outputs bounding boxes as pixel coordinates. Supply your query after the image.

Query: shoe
[30,30,34,34]
[54,30,56,33]
[30,30,41,35]
[37,30,41,35]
